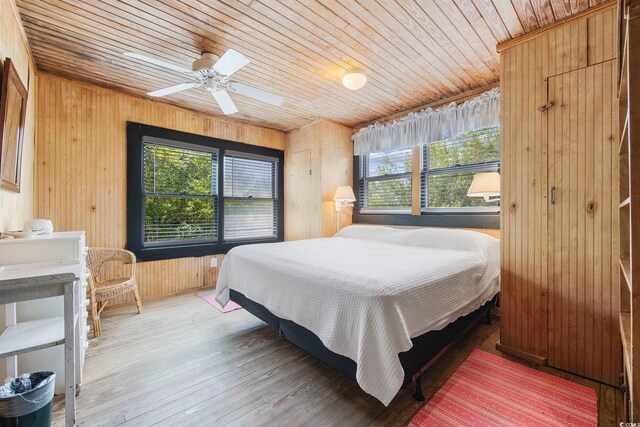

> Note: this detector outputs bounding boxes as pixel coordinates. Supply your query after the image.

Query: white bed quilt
[215,225,500,405]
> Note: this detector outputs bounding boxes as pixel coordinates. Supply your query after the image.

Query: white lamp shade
[467,172,500,201]
[342,71,367,90]
[334,186,356,202]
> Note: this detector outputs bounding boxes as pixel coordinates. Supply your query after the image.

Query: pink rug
[409,349,598,427]
[200,294,242,313]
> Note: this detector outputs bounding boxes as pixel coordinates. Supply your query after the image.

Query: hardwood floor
[53,293,623,426]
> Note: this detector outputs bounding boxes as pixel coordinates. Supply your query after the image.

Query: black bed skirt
[230,289,494,388]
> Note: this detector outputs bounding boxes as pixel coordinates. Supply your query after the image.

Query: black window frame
[358,147,413,214]
[127,122,284,261]
[421,127,500,213]
[142,138,220,247]
[222,150,280,242]
[353,128,500,230]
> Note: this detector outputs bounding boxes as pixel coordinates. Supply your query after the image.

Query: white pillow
[335,225,499,264]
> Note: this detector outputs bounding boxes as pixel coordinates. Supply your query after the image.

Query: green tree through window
[423,127,500,210]
[358,127,500,212]
[360,148,412,210]
[143,143,217,244]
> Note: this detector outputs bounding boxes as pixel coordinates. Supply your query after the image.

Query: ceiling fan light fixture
[342,70,367,90]
[192,52,218,72]
[123,49,283,115]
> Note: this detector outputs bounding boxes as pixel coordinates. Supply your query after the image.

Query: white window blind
[143,142,218,245]
[421,127,500,211]
[358,148,412,212]
[223,153,278,241]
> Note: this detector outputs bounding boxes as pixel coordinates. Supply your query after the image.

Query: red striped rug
[409,349,597,427]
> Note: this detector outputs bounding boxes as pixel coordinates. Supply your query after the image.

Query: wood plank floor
[53,293,623,426]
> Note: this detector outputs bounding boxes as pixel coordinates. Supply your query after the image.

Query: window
[354,127,500,228]
[143,141,218,245]
[223,152,278,241]
[358,148,412,213]
[127,123,284,261]
[421,127,500,211]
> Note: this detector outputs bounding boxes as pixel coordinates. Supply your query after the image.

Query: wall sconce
[467,172,500,202]
[333,186,356,232]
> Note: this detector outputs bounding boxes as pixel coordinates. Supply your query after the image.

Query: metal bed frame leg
[413,374,425,401]
[484,308,492,325]
[484,296,496,325]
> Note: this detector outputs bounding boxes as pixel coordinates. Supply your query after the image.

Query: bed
[215,225,500,406]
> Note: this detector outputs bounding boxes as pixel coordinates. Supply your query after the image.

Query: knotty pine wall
[0,0,38,385]
[499,4,620,385]
[0,0,36,232]
[34,74,285,304]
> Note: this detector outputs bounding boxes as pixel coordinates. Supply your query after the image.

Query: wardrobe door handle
[550,187,556,205]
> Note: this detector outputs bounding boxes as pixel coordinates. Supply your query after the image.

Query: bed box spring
[229,289,493,388]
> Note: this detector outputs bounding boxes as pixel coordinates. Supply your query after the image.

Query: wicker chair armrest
[87,247,137,282]
[121,249,137,279]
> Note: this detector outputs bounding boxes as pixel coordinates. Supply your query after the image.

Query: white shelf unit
[0,273,78,427]
[0,316,65,356]
[618,0,640,420]
[0,232,88,393]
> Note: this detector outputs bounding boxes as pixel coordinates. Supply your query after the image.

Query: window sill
[353,211,499,229]
[127,237,282,262]
[421,208,500,214]
[359,209,412,215]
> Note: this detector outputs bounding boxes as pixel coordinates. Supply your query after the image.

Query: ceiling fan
[123,49,284,115]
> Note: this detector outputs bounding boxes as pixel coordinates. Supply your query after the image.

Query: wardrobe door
[285,148,320,240]
[498,37,550,363]
[547,60,620,385]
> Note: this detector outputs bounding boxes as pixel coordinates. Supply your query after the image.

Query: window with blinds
[223,152,278,240]
[143,142,218,245]
[128,123,284,261]
[358,148,412,212]
[421,127,500,211]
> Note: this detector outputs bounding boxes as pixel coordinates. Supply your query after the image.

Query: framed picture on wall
[0,57,28,193]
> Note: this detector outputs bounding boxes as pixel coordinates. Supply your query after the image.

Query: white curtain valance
[352,87,500,156]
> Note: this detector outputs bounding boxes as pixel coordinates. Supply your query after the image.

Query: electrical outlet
[210,257,218,268]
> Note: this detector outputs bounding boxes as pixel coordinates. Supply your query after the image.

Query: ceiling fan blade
[229,82,284,106]
[213,49,249,76]
[123,52,193,74]
[148,82,198,97]
[210,89,238,115]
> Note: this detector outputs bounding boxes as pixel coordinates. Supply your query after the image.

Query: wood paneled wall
[285,119,353,240]
[285,122,323,240]
[34,74,285,304]
[0,0,36,232]
[499,5,620,385]
[319,121,354,237]
[0,0,38,389]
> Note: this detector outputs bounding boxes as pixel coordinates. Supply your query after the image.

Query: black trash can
[0,372,55,427]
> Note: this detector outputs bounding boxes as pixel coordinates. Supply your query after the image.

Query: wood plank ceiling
[16,0,610,131]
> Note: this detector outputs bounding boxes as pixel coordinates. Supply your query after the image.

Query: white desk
[0,232,88,393]
[0,272,77,426]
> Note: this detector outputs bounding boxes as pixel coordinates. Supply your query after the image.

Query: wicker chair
[86,248,142,337]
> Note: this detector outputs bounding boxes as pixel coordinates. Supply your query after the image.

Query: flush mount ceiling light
[342,70,367,90]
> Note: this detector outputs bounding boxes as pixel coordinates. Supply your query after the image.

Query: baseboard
[103,285,214,311]
[496,342,547,365]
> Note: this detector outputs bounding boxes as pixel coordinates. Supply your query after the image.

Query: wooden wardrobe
[284,119,354,240]
[498,3,621,386]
